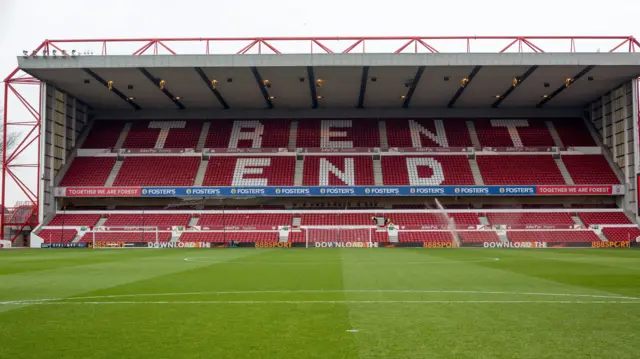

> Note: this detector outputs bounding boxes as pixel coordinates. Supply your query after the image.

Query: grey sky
[0,0,639,206]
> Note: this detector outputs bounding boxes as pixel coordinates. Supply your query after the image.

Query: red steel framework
[2,36,640,243]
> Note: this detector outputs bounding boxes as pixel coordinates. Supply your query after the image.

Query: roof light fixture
[565,78,574,88]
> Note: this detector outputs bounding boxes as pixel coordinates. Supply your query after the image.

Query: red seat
[37,229,77,243]
[477,156,565,185]
[80,232,171,243]
[296,119,379,148]
[562,155,619,184]
[507,230,600,242]
[81,121,125,149]
[578,212,631,227]
[602,228,640,242]
[59,157,116,187]
[387,213,479,228]
[205,120,290,149]
[179,232,278,243]
[122,121,161,148]
[103,214,191,230]
[203,157,295,186]
[398,231,453,242]
[197,214,292,227]
[487,212,574,226]
[386,119,472,148]
[113,157,199,186]
[303,156,374,186]
[552,119,596,147]
[459,231,500,243]
[475,119,554,147]
[299,213,373,226]
[48,214,101,226]
[382,156,474,185]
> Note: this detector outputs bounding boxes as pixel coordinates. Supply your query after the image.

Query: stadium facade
[2,36,640,248]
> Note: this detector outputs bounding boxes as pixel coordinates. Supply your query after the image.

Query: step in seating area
[59,154,620,188]
[83,118,599,150]
[36,209,635,246]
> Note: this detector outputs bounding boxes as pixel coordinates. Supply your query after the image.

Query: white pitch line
[1,289,638,305]
[184,257,501,264]
[2,300,640,305]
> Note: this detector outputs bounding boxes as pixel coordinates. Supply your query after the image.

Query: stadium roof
[12,36,640,111]
[19,53,640,111]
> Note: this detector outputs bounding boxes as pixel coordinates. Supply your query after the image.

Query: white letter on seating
[409,120,448,148]
[149,121,186,148]
[406,157,445,186]
[229,121,264,148]
[319,158,354,186]
[490,119,528,147]
[321,120,353,148]
[232,158,270,186]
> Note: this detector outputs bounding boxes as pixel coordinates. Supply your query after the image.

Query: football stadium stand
[37,116,636,248]
[3,37,637,249]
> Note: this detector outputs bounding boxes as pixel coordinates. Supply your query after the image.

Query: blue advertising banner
[56,185,621,198]
[138,186,538,197]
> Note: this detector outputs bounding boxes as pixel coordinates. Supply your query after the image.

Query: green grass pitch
[0,248,639,359]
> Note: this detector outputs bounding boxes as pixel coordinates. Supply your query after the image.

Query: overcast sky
[0,0,639,206]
